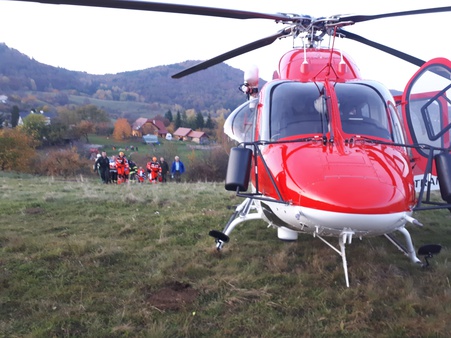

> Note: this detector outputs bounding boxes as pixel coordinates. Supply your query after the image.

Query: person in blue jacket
[171,156,185,183]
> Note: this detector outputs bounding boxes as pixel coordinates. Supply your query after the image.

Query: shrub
[32,147,92,177]
[0,128,37,172]
[185,147,229,182]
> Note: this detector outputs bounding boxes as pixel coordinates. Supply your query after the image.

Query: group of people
[94,152,185,184]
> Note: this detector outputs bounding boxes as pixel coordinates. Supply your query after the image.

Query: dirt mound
[146,281,198,311]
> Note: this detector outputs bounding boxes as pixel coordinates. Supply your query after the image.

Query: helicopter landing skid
[385,229,442,267]
[417,244,442,267]
[209,198,263,251]
[209,229,230,252]
[384,227,422,265]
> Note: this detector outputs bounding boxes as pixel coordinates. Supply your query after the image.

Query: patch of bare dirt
[25,207,44,214]
[146,281,198,311]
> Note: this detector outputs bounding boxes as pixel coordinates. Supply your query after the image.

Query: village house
[131,118,168,138]
[173,127,192,141]
[173,127,209,144]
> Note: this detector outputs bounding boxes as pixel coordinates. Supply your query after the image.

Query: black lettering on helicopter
[414,175,439,192]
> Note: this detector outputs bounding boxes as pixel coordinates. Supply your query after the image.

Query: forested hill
[0,43,259,113]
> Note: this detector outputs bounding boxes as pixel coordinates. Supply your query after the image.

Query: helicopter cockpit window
[269,82,325,140]
[223,98,257,143]
[335,83,392,140]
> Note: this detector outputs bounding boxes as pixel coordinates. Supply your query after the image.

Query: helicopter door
[402,58,451,191]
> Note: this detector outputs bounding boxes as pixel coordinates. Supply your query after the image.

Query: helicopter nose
[283,147,414,214]
[305,176,411,214]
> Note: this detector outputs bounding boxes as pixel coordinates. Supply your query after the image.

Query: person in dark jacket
[95,151,110,184]
[159,157,169,183]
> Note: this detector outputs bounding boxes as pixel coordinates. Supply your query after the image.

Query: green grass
[1,172,451,337]
[68,95,174,119]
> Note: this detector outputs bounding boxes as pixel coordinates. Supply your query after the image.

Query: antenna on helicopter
[300,38,309,74]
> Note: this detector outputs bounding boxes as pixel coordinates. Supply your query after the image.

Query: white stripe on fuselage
[258,200,411,237]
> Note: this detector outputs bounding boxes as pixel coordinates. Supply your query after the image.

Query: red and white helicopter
[9,0,451,286]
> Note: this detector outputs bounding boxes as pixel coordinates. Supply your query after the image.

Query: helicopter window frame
[421,87,451,141]
[335,82,393,141]
[405,62,451,157]
[267,81,326,141]
[388,102,406,145]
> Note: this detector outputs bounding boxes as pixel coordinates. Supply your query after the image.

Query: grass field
[1,172,450,337]
[68,95,174,119]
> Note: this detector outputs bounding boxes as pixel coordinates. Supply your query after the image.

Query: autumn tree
[141,122,157,135]
[34,147,90,177]
[215,112,235,154]
[95,121,114,136]
[45,121,69,145]
[57,107,80,126]
[21,113,47,142]
[73,105,108,124]
[57,105,109,125]
[74,120,96,143]
[0,128,37,171]
[112,118,132,140]
[119,92,139,101]
[94,89,113,100]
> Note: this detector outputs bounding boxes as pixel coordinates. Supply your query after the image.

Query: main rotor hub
[275,14,355,48]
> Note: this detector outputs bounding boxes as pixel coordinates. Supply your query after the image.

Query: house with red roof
[173,127,192,141]
[131,118,168,138]
[173,127,209,144]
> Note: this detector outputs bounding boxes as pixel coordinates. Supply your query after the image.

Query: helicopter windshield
[269,82,326,140]
[335,83,392,140]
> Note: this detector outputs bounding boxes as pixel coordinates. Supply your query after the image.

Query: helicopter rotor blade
[338,6,451,24]
[172,28,292,79]
[337,28,425,68]
[7,0,291,21]
[7,1,451,79]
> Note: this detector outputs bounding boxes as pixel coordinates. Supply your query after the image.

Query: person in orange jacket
[116,151,127,184]
[137,166,146,183]
[147,156,161,183]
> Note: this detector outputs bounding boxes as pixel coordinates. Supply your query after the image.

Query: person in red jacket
[116,151,127,184]
[148,156,161,183]
[137,166,146,183]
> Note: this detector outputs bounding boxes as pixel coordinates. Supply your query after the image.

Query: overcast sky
[0,0,450,90]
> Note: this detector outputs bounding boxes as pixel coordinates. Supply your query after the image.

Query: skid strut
[317,230,354,287]
[209,198,263,250]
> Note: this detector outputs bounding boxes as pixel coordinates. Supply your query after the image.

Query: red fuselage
[251,48,416,216]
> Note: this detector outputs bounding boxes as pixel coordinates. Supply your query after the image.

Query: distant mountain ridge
[0,43,253,115]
